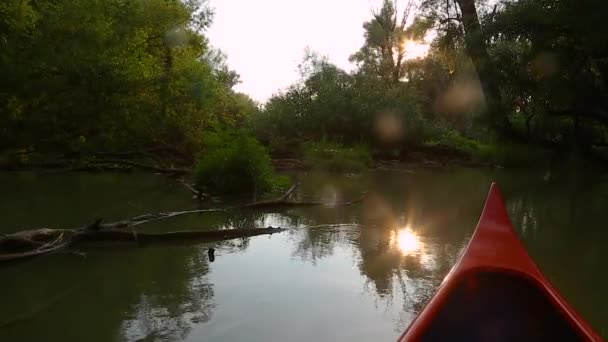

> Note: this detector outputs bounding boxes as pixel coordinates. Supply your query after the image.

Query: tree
[0,0,253,157]
[350,0,432,83]
[421,0,511,135]
[486,0,608,149]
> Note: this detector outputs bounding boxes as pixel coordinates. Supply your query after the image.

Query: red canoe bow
[399,183,602,342]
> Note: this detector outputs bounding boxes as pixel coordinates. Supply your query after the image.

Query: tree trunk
[455,0,511,135]
[160,47,173,121]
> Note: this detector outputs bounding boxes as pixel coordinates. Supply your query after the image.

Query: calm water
[0,168,607,341]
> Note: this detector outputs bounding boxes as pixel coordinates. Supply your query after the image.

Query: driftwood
[0,153,191,174]
[271,158,304,170]
[0,227,285,262]
[74,227,285,244]
[0,183,367,263]
[93,209,224,230]
[94,145,192,163]
[178,180,210,200]
[90,159,190,175]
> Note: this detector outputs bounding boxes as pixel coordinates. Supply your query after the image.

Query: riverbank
[0,152,488,174]
[1,142,605,174]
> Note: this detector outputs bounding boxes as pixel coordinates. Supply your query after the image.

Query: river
[0,168,606,341]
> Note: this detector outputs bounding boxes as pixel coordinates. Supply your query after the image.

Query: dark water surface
[0,168,606,341]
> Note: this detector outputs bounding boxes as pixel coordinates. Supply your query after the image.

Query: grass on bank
[302,141,372,172]
[424,130,555,167]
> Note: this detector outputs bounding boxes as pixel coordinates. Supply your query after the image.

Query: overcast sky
[206,0,384,102]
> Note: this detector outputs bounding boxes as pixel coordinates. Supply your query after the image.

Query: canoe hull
[399,183,602,341]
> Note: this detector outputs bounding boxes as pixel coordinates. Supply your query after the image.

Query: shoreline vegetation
[2,0,608,180]
[0,139,599,175]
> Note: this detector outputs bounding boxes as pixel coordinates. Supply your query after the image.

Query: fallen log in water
[0,183,367,263]
[0,227,285,262]
[89,159,191,175]
[73,227,285,244]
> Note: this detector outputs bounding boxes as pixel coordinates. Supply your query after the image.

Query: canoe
[399,183,602,342]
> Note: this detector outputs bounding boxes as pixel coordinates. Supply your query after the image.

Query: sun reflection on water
[393,227,422,255]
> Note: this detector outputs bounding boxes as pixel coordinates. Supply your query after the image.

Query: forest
[2,0,608,191]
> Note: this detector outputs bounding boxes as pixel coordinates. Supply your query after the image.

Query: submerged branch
[97,209,224,230]
[91,159,190,175]
[0,239,72,262]
[0,226,284,263]
[73,227,285,244]
[178,180,210,200]
[0,182,366,263]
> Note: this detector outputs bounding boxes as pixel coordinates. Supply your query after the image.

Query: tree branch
[439,16,462,24]
[0,183,368,263]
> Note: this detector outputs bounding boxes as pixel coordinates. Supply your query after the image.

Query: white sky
[206,0,384,102]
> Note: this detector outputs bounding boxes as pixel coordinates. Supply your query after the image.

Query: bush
[425,130,554,167]
[302,141,372,172]
[477,143,554,167]
[424,130,483,155]
[194,131,287,195]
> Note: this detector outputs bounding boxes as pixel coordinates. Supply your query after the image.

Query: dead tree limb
[0,226,284,262]
[178,180,210,200]
[73,227,285,244]
[0,182,367,263]
[92,159,190,175]
[98,209,224,230]
[278,182,299,201]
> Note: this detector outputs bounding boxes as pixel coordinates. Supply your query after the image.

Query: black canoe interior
[418,271,587,342]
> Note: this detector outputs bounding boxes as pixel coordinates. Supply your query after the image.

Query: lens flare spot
[375,111,403,143]
[436,78,485,115]
[532,52,559,79]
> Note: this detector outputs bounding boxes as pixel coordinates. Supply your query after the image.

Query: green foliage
[194,131,286,195]
[250,0,608,166]
[0,0,256,156]
[482,144,554,168]
[484,0,608,146]
[303,141,372,173]
[425,131,554,167]
[254,51,434,150]
[2,0,607,170]
[424,130,482,156]
[350,0,431,83]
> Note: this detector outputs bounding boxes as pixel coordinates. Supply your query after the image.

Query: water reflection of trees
[119,247,215,341]
[118,208,318,341]
[356,224,463,330]
[501,174,608,331]
[287,170,505,332]
[0,241,228,342]
[291,224,359,264]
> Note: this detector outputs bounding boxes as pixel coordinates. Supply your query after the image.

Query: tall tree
[422,0,511,135]
[455,0,510,133]
[0,0,251,154]
[487,0,608,148]
[350,0,419,83]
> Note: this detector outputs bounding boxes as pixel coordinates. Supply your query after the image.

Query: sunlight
[403,40,430,60]
[396,227,421,254]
